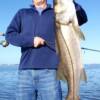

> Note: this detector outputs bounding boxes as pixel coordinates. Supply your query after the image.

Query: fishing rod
[81,47,100,52]
[1,32,100,52]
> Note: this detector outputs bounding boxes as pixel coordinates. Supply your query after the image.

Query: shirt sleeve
[5,9,34,47]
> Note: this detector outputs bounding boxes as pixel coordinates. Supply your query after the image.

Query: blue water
[0,64,100,100]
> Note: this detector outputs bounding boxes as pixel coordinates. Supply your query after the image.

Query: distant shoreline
[0,64,100,67]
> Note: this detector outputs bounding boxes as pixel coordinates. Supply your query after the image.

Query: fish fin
[72,11,85,40]
[80,68,87,82]
[72,24,85,40]
[57,71,67,80]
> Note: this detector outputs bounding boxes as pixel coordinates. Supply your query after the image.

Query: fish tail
[80,68,87,82]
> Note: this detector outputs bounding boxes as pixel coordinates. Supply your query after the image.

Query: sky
[0,0,100,64]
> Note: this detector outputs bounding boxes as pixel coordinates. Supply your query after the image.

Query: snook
[54,0,87,99]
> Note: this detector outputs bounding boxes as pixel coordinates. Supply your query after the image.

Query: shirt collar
[30,4,52,11]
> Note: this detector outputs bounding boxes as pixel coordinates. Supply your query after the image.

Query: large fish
[54,0,87,100]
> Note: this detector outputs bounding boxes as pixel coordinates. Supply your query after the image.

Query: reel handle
[0,32,9,47]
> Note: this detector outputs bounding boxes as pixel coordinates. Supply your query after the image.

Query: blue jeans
[16,69,61,100]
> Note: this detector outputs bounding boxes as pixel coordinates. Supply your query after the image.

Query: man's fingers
[40,40,45,45]
[34,39,39,47]
[34,37,38,47]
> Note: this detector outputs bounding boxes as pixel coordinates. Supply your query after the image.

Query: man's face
[33,0,46,5]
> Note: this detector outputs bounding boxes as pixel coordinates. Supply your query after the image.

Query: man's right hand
[34,36,45,48]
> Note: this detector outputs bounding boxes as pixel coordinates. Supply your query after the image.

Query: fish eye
[54,0,57,5]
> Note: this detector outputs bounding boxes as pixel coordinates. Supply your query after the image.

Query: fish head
[54,0,68,25]
[54,0,67,14]
[54,0,76,25]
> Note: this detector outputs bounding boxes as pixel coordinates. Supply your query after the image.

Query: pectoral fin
[72,24,85,40]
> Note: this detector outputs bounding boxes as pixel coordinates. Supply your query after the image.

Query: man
[6,0,61,100]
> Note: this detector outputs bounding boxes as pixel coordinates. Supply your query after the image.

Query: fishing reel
[0,32,9,47]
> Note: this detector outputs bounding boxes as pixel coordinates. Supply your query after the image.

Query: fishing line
[81,47,100,53]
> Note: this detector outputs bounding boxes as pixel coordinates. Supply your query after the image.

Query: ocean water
[0,64,100,100]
